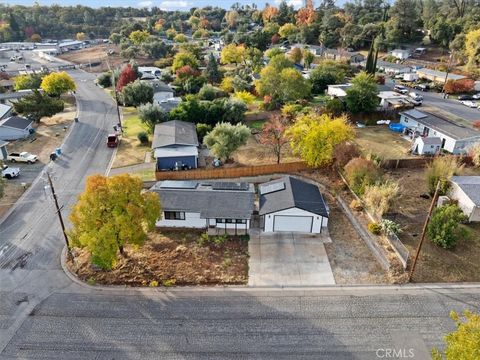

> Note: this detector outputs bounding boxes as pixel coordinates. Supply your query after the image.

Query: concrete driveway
[248,230,335,286]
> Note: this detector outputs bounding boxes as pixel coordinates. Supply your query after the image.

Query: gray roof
[420,136,442,145]
[451,176,480,206]
[259,176,329,217]
[150,181,255,219]
[152,120,198,149]
[416,68,466,81]
[376,60,412,70]
[0,140,8,147]
[0,116,32,130]
[141,79,174,93]
[401,110,480,140]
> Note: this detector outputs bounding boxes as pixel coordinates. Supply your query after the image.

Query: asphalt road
[0,61,479,360]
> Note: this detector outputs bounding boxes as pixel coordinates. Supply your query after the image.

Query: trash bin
[55,148,62,156]
[50,152,57,161]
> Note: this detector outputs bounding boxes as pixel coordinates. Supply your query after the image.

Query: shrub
[380,219,402,236]
[198,84,220,100]
[149,280,159,287]
[425,156,464,195]
[234,90,256,104]
[281,103,304,121]
[350,199,364,211]
[344,157,382,196]
[324,98,344,116]
[334,142,361,168]
[196,123,212,143]
[220,76,234,93]
[97,72,112,88]
[137,131,149,144]
[197,232,210,246]
[469,142,480,167]
[443,78,475,94]
[153,57,173,68]
[368,222,381,235]
[211,234,228,246]
[363,180,400,218]
[427,204,467,249]
[162,279,176,287]
[473,120,480,130]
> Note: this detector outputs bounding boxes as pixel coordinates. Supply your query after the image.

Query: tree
[469,143,480,167]
[129,30,149,45]
[40,71,75,97]
[234,90,255,104]
[303,49,315,69]
[425,156,463,195]
[363,181,400,218]
[76,32,87,41]
[432,311,480,360]
[465,28,480,72]
[386,0,419,42]
[344,157,382,195]
[204,122,250,161]
[205,53,222,84]
[30,33,41,42]
[68,174,160,270]
[443,79,475,94]
[138,103,168,133]
[345,72,379,114]
[13,74,43,91]
[174,33,188,43]
[116,64,137,91]
[289,47,303,64]
[13,90,64,123]
[172,51,199,72]
[279,68,311,102]
[287,113,355,167]
[310,61,347,94]
[220,76,234,93]
[109,33,122,45]
[121,80,153,107]
[262,5,279,23]
[296,0,317,26]
[427,204,467,249]
[97,72,112,88]
[259,115,290,164]
[196,123,212,143]
[220,44,245,65]
[278,23,298,41]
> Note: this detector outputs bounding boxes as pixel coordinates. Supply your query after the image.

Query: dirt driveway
[248,229,335,286]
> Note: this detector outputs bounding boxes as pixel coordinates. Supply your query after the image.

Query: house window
[216,218,247,224]
[164,211,185,220]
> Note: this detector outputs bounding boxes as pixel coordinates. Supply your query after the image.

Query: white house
[449,176,480,222]
[259,176,329,234]
[0,104,12,120]
[0,140,8,160]
[0,116,34,141]
[391,49,410,60]
[411,136,442,155]
[138,66,162,78]
[327,83,351,98]
[378,91,413,109]
[399,109,480,154]
[150,180,255,234]
[374,60,412,75]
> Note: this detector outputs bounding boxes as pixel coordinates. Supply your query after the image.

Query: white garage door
[273,215,313,232]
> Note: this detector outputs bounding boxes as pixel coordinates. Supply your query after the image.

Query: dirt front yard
[354,126,414,160]
[0,183,25,218]
[68,230,249,286]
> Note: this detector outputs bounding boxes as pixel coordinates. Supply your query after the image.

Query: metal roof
[0,116,32,130]
[152,120,198,149]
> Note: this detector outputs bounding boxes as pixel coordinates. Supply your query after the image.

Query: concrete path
[248,230,335,286]
[108,161,154,176]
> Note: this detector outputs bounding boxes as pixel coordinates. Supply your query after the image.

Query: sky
[2,0,308,11]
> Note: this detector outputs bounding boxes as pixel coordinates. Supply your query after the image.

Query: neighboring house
[375,60,412,75]
[391,49,410,60]
[158,97,182,113]
[0,104,13,120]
[0,90,41,104]
[0,140,8,160]
[416,68,466,84]
[57,40,84,52]
[149,180,255,234]
[399,109,480,154]
[138,66,162,78]
[289,44,324,56]
[152,120,199,170]
[449,176,480,222]
[378,91,413,109]
[0,116,34,141]
[259,176,329,234]
[411,136,441,155]
[142,79,175,105]
[322,48,365,63]
[327,83,352,98]
[0,79,14,92]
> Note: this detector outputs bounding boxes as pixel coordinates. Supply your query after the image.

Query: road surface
[0,66,479,360]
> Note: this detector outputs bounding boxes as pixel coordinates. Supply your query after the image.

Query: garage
[273,215,313,232]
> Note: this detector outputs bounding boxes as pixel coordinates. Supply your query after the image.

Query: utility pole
[106,60,123,133]
[408,180,442,282]
[441,51,455,97]
[46,171,72,259]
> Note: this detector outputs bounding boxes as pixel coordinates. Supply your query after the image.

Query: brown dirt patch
[354,126,414,160]
[0,183,25,218]
[67,230,249,286]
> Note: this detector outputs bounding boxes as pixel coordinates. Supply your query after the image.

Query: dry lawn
[354,126,414,160]
[0,183,25,219]
[68,230,249,286]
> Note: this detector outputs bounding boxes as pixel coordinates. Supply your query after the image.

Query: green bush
[425,156,464,195]
[149,280,159,287]
[162,279,176,287]
[137,131,149,144]
[380,219,402,236]
[211,234,228,246]
[97,72,112,88]
[427,204,467,249]
[368,222,381,235]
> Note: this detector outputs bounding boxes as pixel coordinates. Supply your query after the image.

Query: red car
[107,134,119,148]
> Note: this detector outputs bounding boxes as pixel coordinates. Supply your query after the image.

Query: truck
[1,164,20,179]
[403,73,419,82]
[107,134,119,148]
[7,152,38,163]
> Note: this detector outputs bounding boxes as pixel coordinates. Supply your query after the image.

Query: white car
[1,164,20,179]
[461,100,478,108]
[473,93,480,100]
[409,92,423,101]
[7,151,38,163]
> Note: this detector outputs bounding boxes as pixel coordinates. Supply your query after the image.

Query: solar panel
[212,182,249,191]
[159,180,198,189]
[259,181,285,195]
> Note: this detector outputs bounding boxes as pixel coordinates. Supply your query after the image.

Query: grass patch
[246,120,266,130]
[354,126,414,160]
[310,94,330,105]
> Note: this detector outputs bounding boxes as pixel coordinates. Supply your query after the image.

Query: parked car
[414,84,429,91]
[458,95,474,101]
[7,152,38,163]
[1,164,20,179]
[407,98,422,106]
[107,134,119,148]
[394,85,409,94]
[409,92,423,101]
[472,93,480,100]
[461,100,477,108]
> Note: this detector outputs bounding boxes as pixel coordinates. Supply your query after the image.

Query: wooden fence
[155,161,310,180]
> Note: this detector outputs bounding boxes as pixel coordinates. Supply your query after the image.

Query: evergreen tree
[205,53,222,84]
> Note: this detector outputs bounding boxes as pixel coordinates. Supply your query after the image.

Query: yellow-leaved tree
[220,44,245,65]
[287,113,354,167]
[40,71,76,97]
[68,174,161,270]
[432,311,480,360]
[128,30,150,45]
[465,28,480,72]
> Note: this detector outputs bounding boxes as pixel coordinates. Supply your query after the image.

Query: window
[164,211,185,220]
[216,218,247,224]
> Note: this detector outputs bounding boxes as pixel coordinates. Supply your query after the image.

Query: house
[378,91,413,109]
[411,136,441,155]
[375,60,412,75]
[138,66,162,78]
[158,97,182,113]
[391,49,410,60]
[0,104,12,120]
[399,109,480,154]
[327,83,352,98]
[152,120,199,170]
[416,68,466,84]
[289,43,324,56]
[0,140,8,160]
[0,116,34,141]
[449,176,480,222]
[142,80,174,104]
[259,176,329,233]
[150,180,255,234]
[322,48,365,63]
[0,79,14,92]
